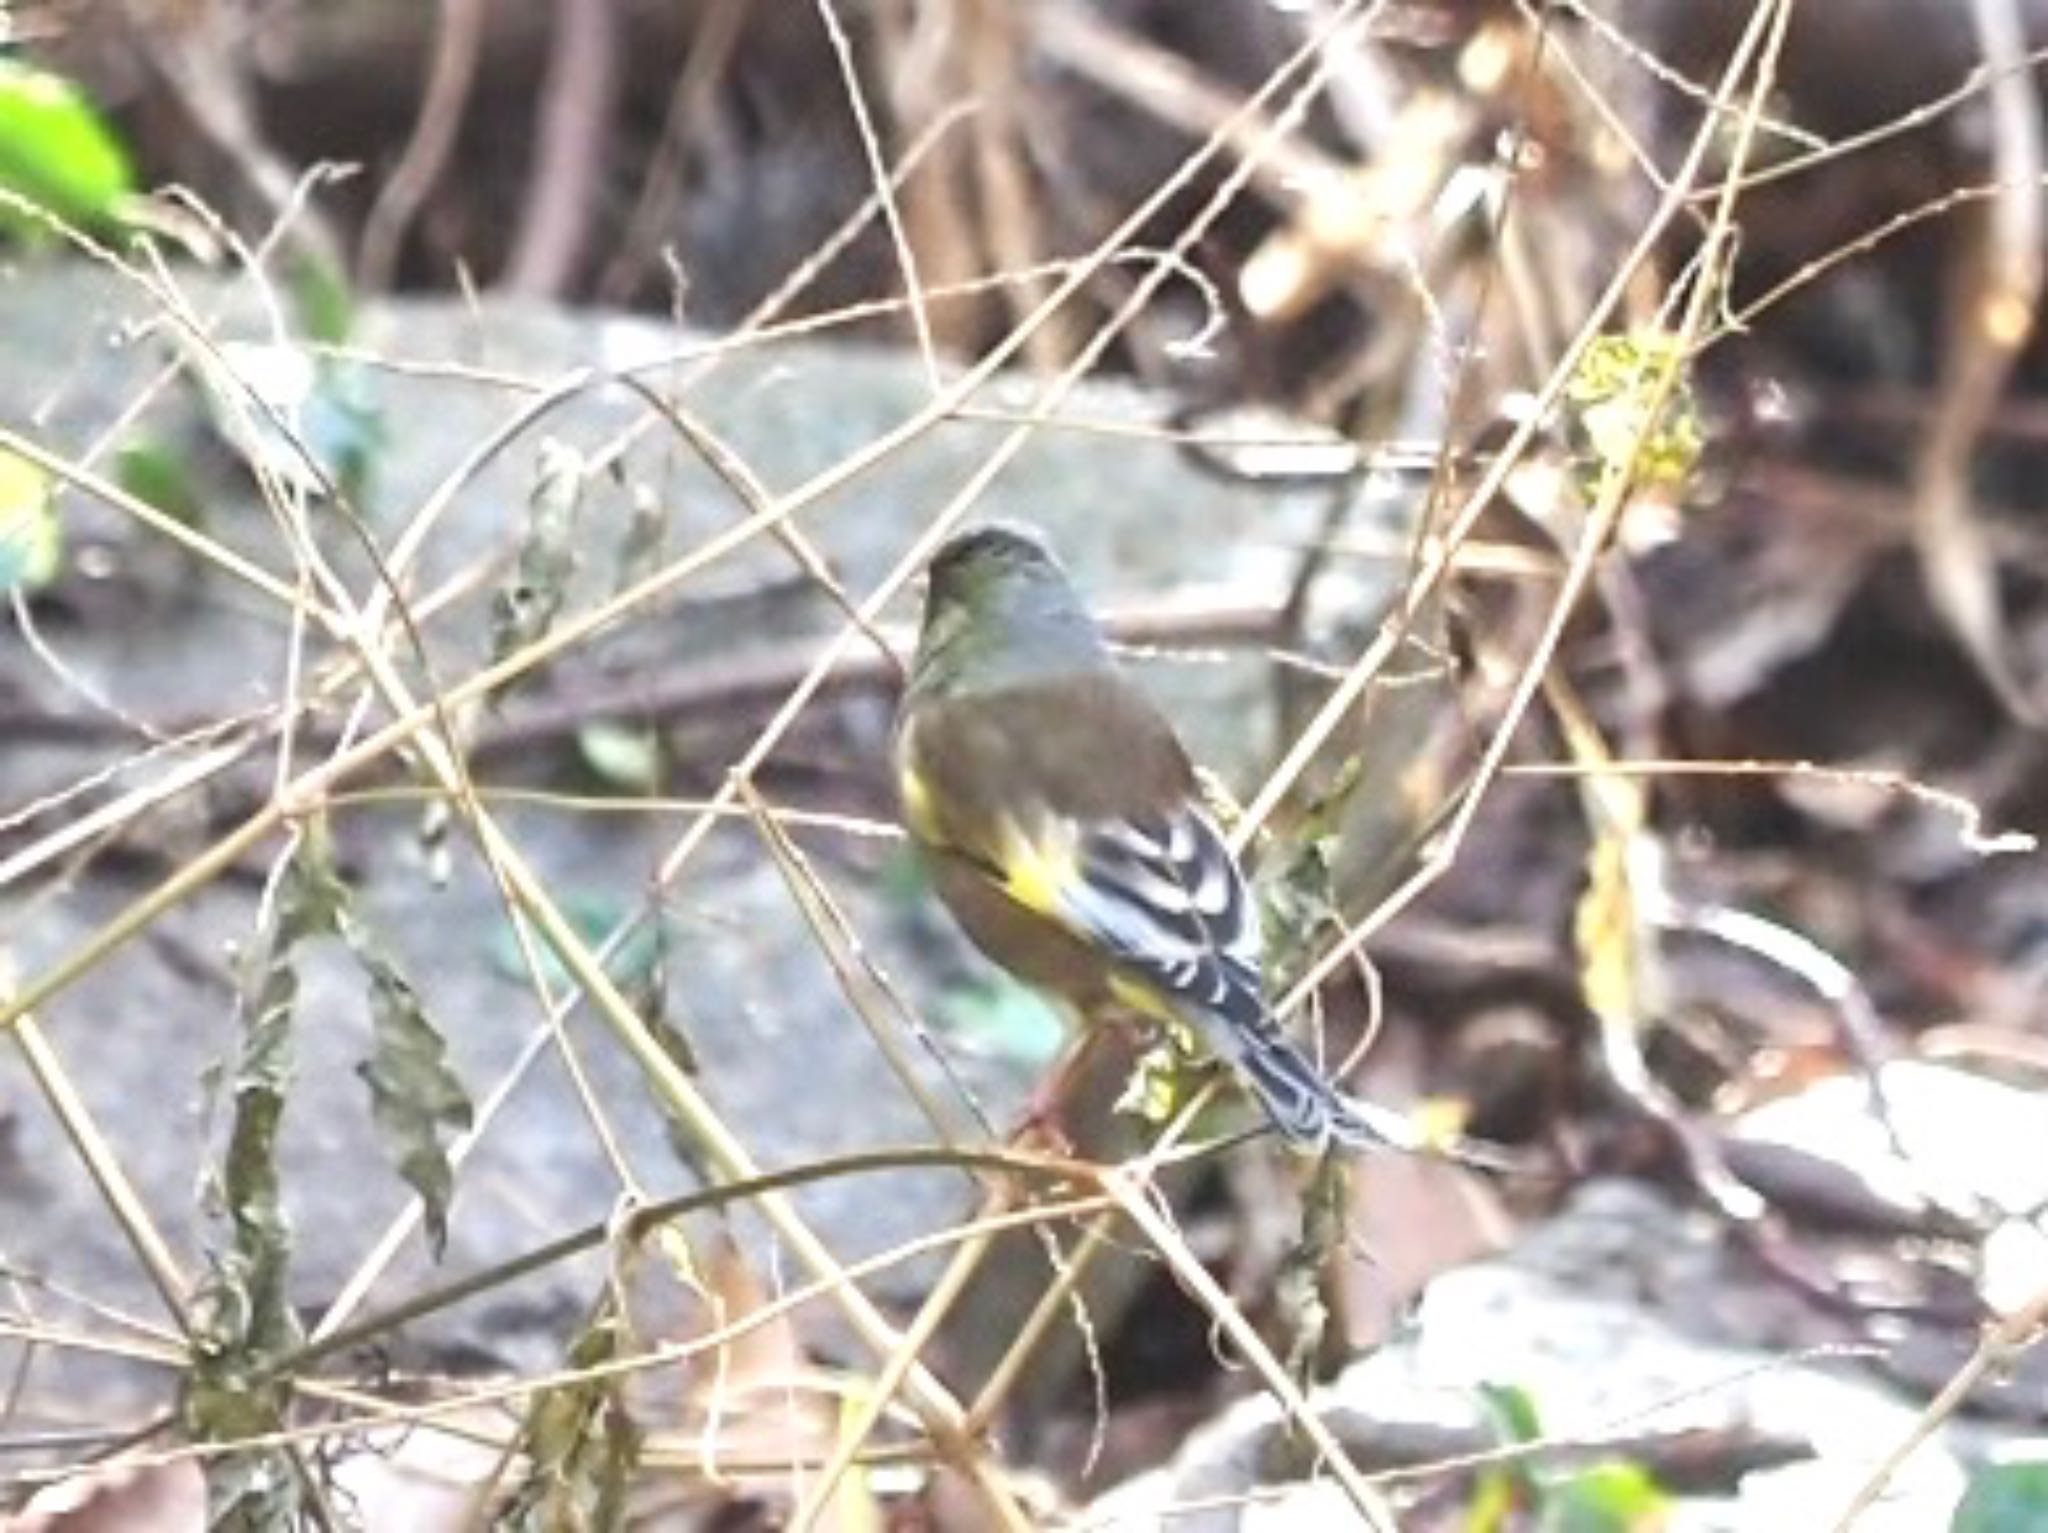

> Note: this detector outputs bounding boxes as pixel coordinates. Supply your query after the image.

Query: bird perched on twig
[893,521,1402,1154]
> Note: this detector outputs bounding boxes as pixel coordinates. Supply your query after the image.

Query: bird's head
[910,522,1104,690]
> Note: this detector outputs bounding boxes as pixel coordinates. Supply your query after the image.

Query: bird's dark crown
[927,522,1058,583]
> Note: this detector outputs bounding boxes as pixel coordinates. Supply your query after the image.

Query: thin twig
[357,0,491,290]
[502,0,619,295]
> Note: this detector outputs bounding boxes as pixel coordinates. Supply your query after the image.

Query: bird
[892,521,1397,1154]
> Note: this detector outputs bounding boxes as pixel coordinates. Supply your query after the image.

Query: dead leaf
[1342,1027,1512,1347]
[328,1415,512,1533]
[633,1231,883,1531]
[5,1459,205,1533]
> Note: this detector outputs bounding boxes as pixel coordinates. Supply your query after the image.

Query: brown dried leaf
[655,1234,881,1532]
[1342,1029,1512,1347]
[5,1459,205,1533]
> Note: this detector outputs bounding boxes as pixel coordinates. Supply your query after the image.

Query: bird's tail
[1233,1027,1404,1153]
[1234,1026,1528,1172]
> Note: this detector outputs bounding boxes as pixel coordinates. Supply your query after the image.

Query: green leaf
[0,446,60,591]
[288,252,355,346]
[115,436,205,527]
[1467,1380,1545,1526]
[1478,1381,1545,1446]
[576,720,663,794]
[1953,1460,2048,1532]
[487,894,666,1001]
[0,60,134,232]
[349,942,474,1259]
[646,1010,698,1077]
[1540,1460,1670,1533]
[1114,1039,1203,1127]
[301,357,384,503]
[490,439,586,686]
[1255,826,1340,995]
[1564,330,1703,497]
[613,483,668,592]
[268,831,474,1258]
[938,976,1066,1067]
[186,826,344,1530]
[505,1309,643,1531]
[1464,1462,1521,1533]
[191,338,320,491]
[316,876,474,1259]
[878,841,934,911]
[188,339,384,501]
[622,905,675,1043]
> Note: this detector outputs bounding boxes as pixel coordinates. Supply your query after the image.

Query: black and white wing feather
[1064,806,1262,1033]
[1048,803,1387,1150]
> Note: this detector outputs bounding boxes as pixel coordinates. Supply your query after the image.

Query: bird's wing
[899,681,1262,1025]
[1033,803,1387,1147]
[1055,806,1265,1033]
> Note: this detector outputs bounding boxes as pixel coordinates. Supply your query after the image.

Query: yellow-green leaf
[0,60,134,231]
[116,436,205,527]
[576,721,663,793]
[0,446,60,591]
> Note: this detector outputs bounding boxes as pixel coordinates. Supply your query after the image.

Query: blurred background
[8,2,2048,1528]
